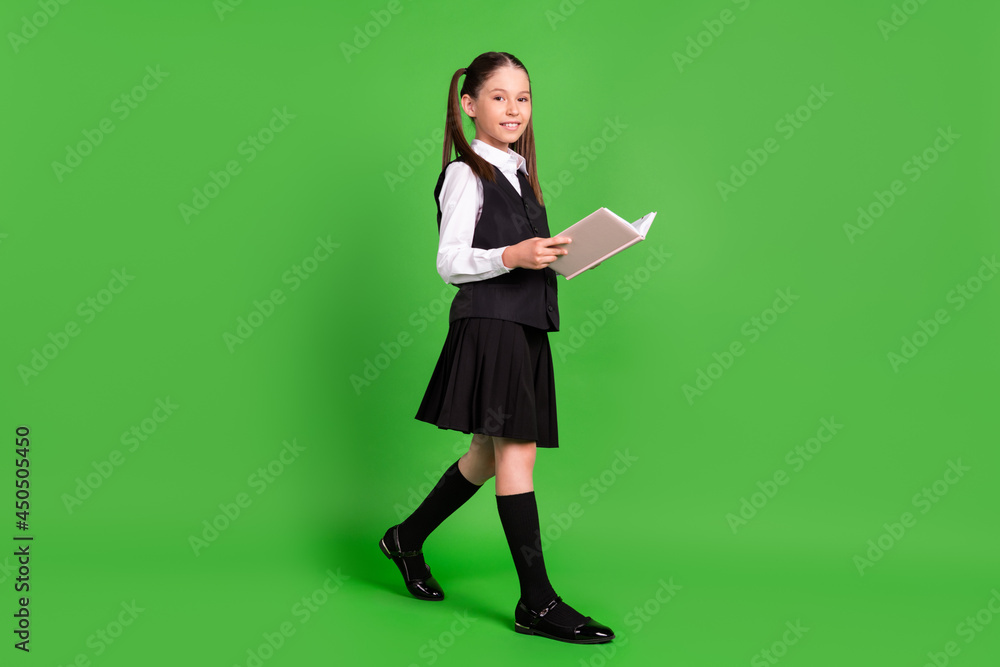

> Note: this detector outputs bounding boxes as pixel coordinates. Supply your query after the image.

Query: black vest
[434,159,559,331]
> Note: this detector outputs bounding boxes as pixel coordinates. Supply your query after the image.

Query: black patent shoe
[378,525,444,601]
[514,596,615,644]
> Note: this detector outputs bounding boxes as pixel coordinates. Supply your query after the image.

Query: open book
[548,208,657,280]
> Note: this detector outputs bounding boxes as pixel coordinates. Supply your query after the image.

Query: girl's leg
[493,435,536,495]
[494,436,605,635]
[394,433,493,550]
[381,434,492,596]
[493,436,555,609]
[458,433,497,485]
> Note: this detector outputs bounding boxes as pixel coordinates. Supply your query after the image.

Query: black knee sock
[496,491,586,626]
[391,459,482,575]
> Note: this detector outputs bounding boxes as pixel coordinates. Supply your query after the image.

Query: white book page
[631,212,656,239]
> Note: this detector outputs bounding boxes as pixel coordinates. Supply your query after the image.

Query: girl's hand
[502,236,571,270]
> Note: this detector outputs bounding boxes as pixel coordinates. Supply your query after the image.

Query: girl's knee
[465,434,497,480]
[470,434,496,459]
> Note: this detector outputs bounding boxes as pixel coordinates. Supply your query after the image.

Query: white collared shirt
[436,139,529,285]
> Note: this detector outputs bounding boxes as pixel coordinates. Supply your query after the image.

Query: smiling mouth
[500,122,521,130]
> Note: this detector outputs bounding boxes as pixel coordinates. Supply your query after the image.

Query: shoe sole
[379,537,444,601]
[514,622,614,644]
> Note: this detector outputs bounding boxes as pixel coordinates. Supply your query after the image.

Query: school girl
[379,51,614,645]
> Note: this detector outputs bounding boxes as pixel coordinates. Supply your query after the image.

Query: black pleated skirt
[415,317,558,448]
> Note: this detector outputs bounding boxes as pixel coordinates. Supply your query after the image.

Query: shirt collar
[471,138,528,177]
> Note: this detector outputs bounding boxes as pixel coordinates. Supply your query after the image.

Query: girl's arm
[436,161,513,285]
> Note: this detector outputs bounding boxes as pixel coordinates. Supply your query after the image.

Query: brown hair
[442,51,544,206]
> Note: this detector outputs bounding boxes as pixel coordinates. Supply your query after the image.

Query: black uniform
[415,159,560,447]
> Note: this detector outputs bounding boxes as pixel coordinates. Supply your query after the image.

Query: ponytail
[441,52,545,207]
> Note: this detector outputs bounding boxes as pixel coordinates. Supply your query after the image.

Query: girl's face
[462,66,532,152]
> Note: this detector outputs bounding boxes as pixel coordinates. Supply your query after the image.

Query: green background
[2,0,998,665]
